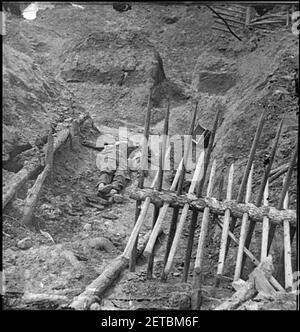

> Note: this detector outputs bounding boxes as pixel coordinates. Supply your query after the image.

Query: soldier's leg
[97,171,114,196]
[110,169,130,193]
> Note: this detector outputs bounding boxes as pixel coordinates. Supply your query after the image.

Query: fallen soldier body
[96,140,145,201]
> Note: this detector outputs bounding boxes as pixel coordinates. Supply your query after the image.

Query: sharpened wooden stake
[215,164,234,287]
[122,139,170,263]
[192,160,217,283]
[261,180,269,261]
[122,149,171,261]
[144,103,199,259]
[226,108,266,257]
[182,109,220,282]
[234,164,253,281]
[283,190,293,291]
[130,90,152,271]
[161,141,187,280]
[242,118,283,274]
[147,100,170,279]
[267,142,298,254]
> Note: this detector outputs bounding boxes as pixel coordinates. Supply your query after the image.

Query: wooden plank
[260,180,269,261]
[215,163,234,287]
[249,19,286,26]
[283,191,293,291]
[234,165,253,281]
[212,11,245,20]
[213,5,246,15]
[250,12,288,23]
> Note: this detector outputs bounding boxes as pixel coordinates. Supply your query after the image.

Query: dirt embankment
[2,4,298,310]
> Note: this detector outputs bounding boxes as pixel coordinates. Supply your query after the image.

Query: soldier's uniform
[96,141,142,197]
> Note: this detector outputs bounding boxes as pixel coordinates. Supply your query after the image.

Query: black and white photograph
[2,1,299,315]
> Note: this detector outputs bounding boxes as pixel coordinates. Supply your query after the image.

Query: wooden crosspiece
[215,163,234,287]
[234,164,253,281]
[131,189,296,227]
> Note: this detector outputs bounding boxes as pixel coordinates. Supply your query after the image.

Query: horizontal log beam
[130,188,296,227]
[69,229,163,310]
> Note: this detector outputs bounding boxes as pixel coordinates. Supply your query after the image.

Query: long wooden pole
[267,142,298,254]
[192,159,217,309]
[161,145,187,280]
[242,118,283,274]
[226,108,266,255]
[122,147,171,261]
[260,180,269,261]
[143,103,198,258]
[283,191,293,291]
[131,189,297,227]
[215,163,235,287]
[130,90,152,271]
[147,100,170,279]
[234,164,253,281]
[162,150,205,279]
[182,109,220,282]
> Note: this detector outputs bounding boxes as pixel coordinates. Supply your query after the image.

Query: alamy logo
[95,127,205,172]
